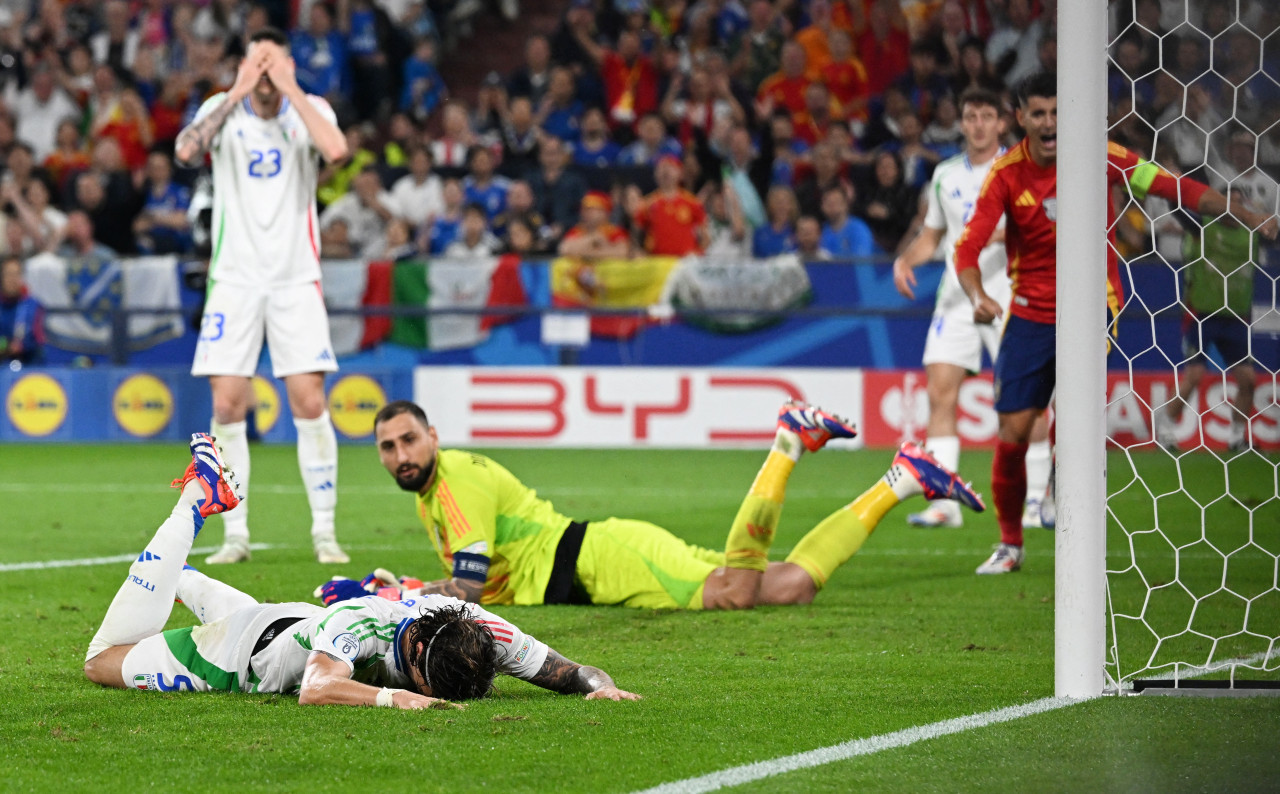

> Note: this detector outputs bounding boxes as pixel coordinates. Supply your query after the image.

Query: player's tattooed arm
[415,577,485,604]
[527,649,641,701]
[174,97,239,167]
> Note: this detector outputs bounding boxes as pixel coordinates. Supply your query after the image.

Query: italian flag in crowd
[387,255,528,350]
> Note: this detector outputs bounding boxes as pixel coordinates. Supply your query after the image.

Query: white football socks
[1026,440,1052,503]
[294,411,338,541]
[176,567,258,624]
[210,418,251,543]
[86,481,202,662]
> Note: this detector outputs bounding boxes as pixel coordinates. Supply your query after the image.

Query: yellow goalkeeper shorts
[575,517,725,610]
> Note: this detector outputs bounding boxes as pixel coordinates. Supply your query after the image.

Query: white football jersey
[196,92,336,287]
[924,151,1011,311]
[248,594,549,695]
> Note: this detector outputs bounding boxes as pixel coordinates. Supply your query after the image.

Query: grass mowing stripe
[632,696,1087,794]
[0,543,274,571]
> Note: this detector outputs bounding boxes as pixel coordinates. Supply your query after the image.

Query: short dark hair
[1016,71,1056,108]
[248,26,289,49]
[374,399,430,432]
[959,87,1003,115]
[404,604,499,701]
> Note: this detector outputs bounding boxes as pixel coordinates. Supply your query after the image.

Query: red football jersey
[955,139,1210,324]
[635,190,706,256]
[756,73,811,116]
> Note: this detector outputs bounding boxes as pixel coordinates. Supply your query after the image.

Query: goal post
[1054,0,1109,699]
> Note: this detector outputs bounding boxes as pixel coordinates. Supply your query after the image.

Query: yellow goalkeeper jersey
[414,449,574,605]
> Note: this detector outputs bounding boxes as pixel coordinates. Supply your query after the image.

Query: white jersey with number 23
[196,92,336,287]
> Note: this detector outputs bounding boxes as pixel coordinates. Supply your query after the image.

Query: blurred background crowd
[0,0,1274,315]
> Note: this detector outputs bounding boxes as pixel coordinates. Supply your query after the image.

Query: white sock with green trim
[1026,440,1052,504]
[177,567,258,624]
[86,481,203,662]
[294,411,338,542]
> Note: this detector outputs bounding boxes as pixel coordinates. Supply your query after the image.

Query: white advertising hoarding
[413,367,865,449]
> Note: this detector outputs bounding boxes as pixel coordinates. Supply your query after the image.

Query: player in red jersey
[954,72,1278,575]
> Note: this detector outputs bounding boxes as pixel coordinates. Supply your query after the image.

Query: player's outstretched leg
[87,434,242,663]
[176,563,259,624]
[762,442,985,602]
[709,401,856,608]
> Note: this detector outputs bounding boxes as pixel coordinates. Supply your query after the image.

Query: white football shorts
[191,281,338,378]
[921,301,1003,373]
[121,603,323,694]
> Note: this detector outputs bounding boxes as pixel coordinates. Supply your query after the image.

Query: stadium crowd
[0,0,1274,361]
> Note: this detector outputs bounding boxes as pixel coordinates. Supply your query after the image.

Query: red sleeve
[690,197,706,225]
[955,164,1009,275]
[1108,142,1211,211]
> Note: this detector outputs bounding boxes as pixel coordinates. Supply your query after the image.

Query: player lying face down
[83,435,640,708]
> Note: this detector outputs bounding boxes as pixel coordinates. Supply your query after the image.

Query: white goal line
[0,544,275,572]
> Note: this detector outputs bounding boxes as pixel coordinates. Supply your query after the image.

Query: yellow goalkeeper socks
[785,480,900,589]
[724,449,796,572]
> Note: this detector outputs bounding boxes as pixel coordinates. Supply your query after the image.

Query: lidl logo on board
[113,374,174,438]
[6,373,68,437]
[328,375,387,438]
[252,375,281,434]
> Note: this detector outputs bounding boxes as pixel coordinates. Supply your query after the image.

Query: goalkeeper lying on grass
[83,435,638,707]
[320,399,985,611]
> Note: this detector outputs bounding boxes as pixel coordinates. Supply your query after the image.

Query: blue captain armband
[452,552,491,582]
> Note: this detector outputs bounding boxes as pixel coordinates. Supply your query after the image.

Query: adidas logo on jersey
[1015,190,1038,207]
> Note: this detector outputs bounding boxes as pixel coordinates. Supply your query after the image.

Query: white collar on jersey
[242,95,292,118]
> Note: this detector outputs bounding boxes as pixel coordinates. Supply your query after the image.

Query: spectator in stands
[381,113,420,168]
[756,42,810,117]
[793,82,841,146]
[634,155,707,255]
[507,34,553,105]
[498,96,541,179]
[794,0,836,80]
[703,181,751,257]
[6,64,80,163]
[0,256,42,366]
[550,0,598,77]
[1216,129,1278,222]
[444,203,502,258]
[150,72,193,148]
[401,36,447,122]
[321,167,397,259]
[895,40,951,121]
[91,0,141,73]
[43,119,91,194]
[527,136,586,240]
[503,214,551,256]
[932,0,977,76]
[923,93,964,155]
[767,113,806,187]
[536,67,586,144]
[291,3,350,100]
[951,38,1002,97]
[88,67,155,173]
[821,31,871,130]
[619,113,682,167]
[72,151,141,255]
[752,184,798,256]
[560,191,630,260]
[384,218,418,261]
[571,107,622,167]
[346,0,396,121]
[819,184,875,260]
[59,209,119,259]
[463,146,511,223]
[133,150,194,255]
[7,177,67,255]
[794,142,852,218]
[432,102,478,168]
[694,124,769,229]
[576,29,660,134]
[886,111,943,189]
[389,145,445,228]
[663,68,746,149]
[4,144,38,197]
[794,214,830,260]
[425,178,466,254]
[319,125,379,207]
[858,1,911,96]
[858,149,918,254]
[985,0,1043,89]
[729,0,785,93]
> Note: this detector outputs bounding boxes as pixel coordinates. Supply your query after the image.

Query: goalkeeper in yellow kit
[332,400,984,611]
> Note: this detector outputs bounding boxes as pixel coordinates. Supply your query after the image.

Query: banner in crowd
[663,254,812,332]
[551,255,680,338]
[24,253,184,354]
[320,259,394,356]
[389,255,527,351]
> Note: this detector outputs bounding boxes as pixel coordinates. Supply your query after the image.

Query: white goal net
[1102,0,1280,692]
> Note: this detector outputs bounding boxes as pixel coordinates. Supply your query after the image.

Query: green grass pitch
[0,442,1277,792]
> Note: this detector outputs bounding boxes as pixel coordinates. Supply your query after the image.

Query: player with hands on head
[953,71,1279,575]
[176,28,352,566]
[84,435,640,707]
[321,398,985,612]
[892,88,1052,531]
